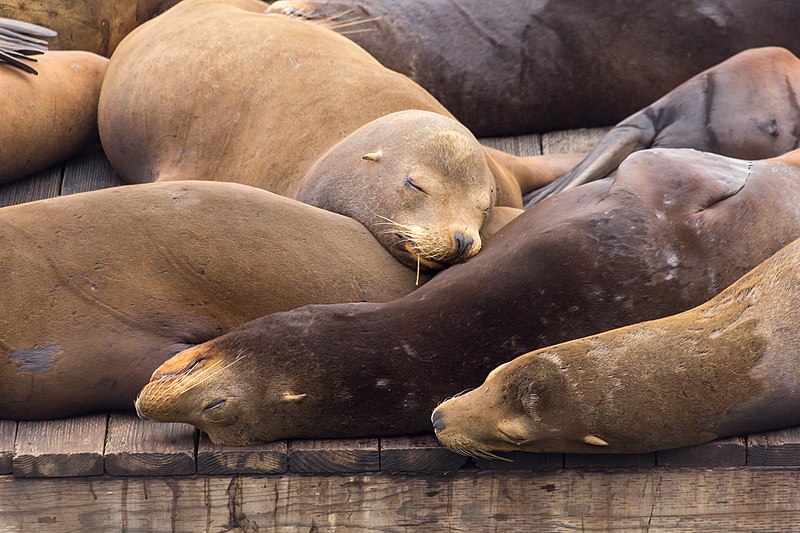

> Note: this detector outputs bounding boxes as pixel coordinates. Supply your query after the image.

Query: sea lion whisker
[172,355,246,397]
[324,16,382,31]
[333,28,378,36]
[147,358,227,411]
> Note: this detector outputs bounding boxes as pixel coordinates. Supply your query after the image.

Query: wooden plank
[0,421,16,475]
[288,438,379,473]
[472,451,563,471]
[379,435,466,473]
[564,452,655,469]
[197,433,287,475]
[480,133,543,156]
[0,165,62,207]
[13,415,106,478]
[61,150,125,196]
[658,437,747,467]
[4,469,800,531]
[748,427,800,466]
[104,414,195,476]
[541,126,612,155]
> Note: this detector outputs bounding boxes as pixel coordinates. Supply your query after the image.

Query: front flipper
[524,113,657,207]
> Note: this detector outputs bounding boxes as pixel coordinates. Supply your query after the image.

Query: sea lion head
[135,326,328,445]
[297,110,495,270]
[431,350,613,457]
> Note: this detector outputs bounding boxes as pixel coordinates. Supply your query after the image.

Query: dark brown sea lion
[267,0,800,136]
[1,0,181,57]
[0,181,425,420]
[526,47,800,205]
[99,0,581,270]
[0,50,108,184]
[432,234,800,455]
[135,147,800,445]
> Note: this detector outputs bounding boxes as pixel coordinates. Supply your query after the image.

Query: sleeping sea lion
[267,0,800,136]
[0,181,424,419]
[432,235,800,455]
[98,0,582,270]
[135,148,800,445]
[526,47,800,205]
[0,50,108,184]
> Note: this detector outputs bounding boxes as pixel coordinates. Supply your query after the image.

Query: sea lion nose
[431,409,446,432]
[453,232,474,258]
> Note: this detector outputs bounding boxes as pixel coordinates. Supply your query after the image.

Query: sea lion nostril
[431,409,446,432]
[453,232,474,258]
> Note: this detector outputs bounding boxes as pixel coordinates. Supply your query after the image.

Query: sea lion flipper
[523,115,657,207]
[0,18,55,75]
[0,18,57,39]
[0,50,39,75]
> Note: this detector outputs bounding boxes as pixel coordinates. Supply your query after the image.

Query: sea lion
[0,50,108,184]
[1,0,181,57]
[135,147,800,445]
[98,0,582,270]
[526,47,800,205]
[0,181,425,419]
[431,235,800,456]
[267,0,800,136]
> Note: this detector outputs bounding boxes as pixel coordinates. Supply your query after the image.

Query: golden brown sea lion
[0,50,108,183]
[432,233,800,455]
[268,0,800,136]
[0,181,424,419]
[134,148,800,445]
[98,0,581,269]
[526,47,800,205]
[1,0,181,57]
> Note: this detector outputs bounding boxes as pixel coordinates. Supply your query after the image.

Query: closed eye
[405,177,428,195]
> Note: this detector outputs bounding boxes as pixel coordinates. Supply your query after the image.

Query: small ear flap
[362,150,382,162]
[583,434,609,447]
[281,392,308,403]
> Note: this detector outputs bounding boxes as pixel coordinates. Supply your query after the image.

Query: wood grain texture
[104,414,195,476]
[658,437,747,467]
[380,435,466,473]
[480,134,543,156]
[0,421,16,475]
[4,469,800,532]
[564,452,656,469]
[61,150,125,195]
[0,166,63,207]
[197,434,288,475]
[541,127,612,155]
[748,427,800,467]
[288,438,379,473]
[13,415,106,478]
[473,451,563,471]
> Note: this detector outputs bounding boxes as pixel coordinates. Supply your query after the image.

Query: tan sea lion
[98,0,581,270]
[1,0,181,57]
[0,50,108,184]
[267,0,800,136]
[134,148,800,445]
[0,181,425,419]
[526,47,800,205]
[432,233,800,455]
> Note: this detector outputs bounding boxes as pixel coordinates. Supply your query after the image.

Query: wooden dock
[3,129,800,532]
